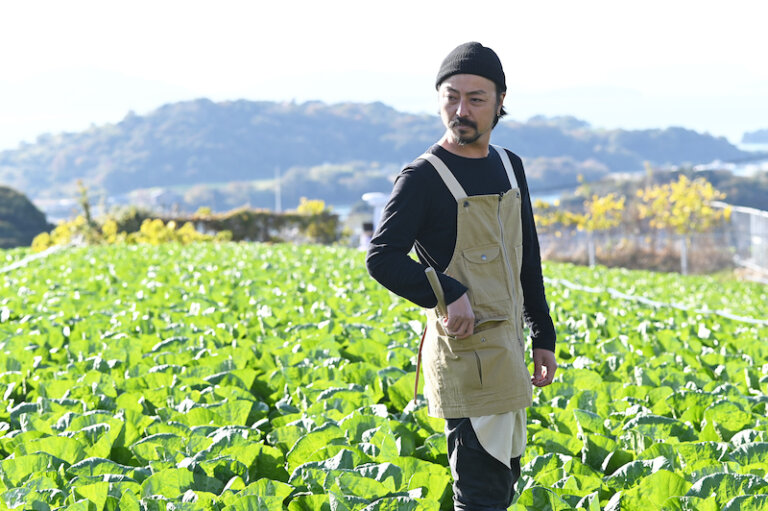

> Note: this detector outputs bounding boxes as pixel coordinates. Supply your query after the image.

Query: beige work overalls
[420,145,533,419]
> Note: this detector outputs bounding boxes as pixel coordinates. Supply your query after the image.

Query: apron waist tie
[414,324,428,403]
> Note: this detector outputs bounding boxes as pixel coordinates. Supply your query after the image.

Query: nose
[456,97,470,117]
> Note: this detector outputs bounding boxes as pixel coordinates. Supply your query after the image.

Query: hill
[742,128,768,144]
[0,99,749,213]
[0,186,53,248]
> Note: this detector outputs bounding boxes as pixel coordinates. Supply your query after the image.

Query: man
[366,42,557,510]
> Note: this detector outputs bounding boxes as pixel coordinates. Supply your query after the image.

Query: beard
[449,116,480,145]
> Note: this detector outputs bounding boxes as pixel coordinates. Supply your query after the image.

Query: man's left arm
[508,151,557,385]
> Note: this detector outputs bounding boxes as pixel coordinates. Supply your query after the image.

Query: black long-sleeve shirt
[366,144,556,351]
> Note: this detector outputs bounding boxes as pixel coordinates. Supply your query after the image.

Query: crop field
[1,243,767,510]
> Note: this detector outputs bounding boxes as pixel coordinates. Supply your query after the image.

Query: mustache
[449,117,477,129]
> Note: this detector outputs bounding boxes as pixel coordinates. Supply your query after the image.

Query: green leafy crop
[0,244,766,510]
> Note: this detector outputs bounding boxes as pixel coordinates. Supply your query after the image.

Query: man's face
[438,74,504,146]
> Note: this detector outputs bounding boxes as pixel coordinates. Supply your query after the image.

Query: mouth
[450,117,477,130]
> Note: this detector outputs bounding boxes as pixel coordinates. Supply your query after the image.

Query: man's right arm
[366,166,468,309]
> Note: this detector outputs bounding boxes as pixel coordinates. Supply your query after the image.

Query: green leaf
[70,420,125,459]
[285,424,346,474]
[613,469,690,510]
[1,486,67,511]
[327,491,371,511]
[729,442,768,466]
[361,496,439,511]
[267,425,308,455]
[287,494,331,511]
[575,491,601,511]
[67,457,150,483]
[675,442,728,466]
[197,456,249,484]
[549,473,603,499]
[212,399,262,426]
[622,414,696,442]
[721,495,768,511]
[221,495,285,511]
[306,389,373,417]
[666,391,715,424]
[175,490,219,511]
[120,408,157,447]
[239,478,294,499]
[328,471,391,499]
[686,473,768,507]
[515,486,573,510]
[604,457,675,489]
[531,429,582,457]
[522,453,570,476]
[73,481,109,511]
[364,426,400,462]
[227,442,287,484]
[339,411,388,444]
[117,489,141,511]
[409,406,444,436]
[702,401,754,441]
[579,433,616,472]
[129,433,187,464]
[0,453,65,487]
[354,463,403,492]
[140,468,195,499]
[414,433,448,465]
[59,499,98,511]
[572,409,608,436]
[661,495,719,511]
[289,449,369,493]
[386,373,417,411]
[561,368,604,390]
[395,456,451,508]
[16,436,87,465]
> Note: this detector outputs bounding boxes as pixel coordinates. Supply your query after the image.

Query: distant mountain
[0,99,749,212]
[742,129,768,144]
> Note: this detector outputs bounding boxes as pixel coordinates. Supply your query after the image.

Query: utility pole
[274,167,282,213]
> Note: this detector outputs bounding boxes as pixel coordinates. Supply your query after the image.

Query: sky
[1,0,767,152]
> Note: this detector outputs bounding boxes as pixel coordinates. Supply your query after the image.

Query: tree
[637,175,730,274]
[572,193,626,267]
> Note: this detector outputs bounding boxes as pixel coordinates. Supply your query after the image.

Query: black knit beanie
[435,42,506,93]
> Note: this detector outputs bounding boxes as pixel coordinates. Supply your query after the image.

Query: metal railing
[536,201,768,277]
[712,201,768,275]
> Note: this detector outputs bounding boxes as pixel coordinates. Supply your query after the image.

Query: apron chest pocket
[460,244,511,308]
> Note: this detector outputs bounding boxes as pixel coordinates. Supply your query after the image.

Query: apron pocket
[474,325,528,391]
[460,244,511,309]
[435,323,527,394]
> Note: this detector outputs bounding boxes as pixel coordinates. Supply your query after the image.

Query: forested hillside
[0,186,52,248]
[0,99,748,210]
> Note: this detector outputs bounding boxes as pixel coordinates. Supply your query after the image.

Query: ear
[497,91,506,115]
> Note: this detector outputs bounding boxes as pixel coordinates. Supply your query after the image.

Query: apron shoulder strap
[418,153,468,201]
[491,145,519,190]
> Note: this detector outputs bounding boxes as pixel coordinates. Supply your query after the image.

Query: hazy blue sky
[1,0,766,151]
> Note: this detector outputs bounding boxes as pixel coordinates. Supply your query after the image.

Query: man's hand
[442,292,475,339]
[531,348,557,387]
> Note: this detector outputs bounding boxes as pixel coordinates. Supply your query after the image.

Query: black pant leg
[445,417,521,511]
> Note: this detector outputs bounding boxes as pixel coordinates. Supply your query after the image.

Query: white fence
[712,201,768,275]
[537,201,768,277]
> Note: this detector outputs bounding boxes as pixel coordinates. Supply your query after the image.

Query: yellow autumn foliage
[575,193,626,232]
[637,175,730,235]
[31,216,231,252]
[296,197,328,215]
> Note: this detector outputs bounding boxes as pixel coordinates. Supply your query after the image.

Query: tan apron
[419,145,533,418]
